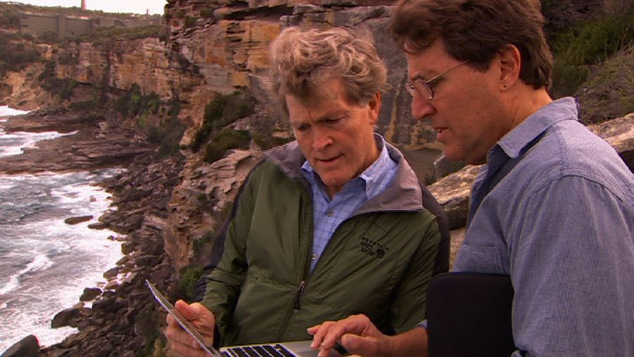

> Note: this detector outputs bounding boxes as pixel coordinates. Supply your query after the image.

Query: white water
[0,106,125,353]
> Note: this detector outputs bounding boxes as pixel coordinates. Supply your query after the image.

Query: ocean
[0,106,125,353]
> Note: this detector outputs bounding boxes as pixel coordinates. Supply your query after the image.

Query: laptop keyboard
[222,344,296,357]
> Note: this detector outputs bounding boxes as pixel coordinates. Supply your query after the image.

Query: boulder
[0,335,39,357]
[51,307,86,328]
[64,215,93,225]
[80,287,102,302]
[588,113,634,172]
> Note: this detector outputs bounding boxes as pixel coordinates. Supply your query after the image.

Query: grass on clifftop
[549,5,634,99]
[70,24,162,45]
[0,32,41,76]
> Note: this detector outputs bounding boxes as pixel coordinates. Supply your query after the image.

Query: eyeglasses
[405,60,469,101]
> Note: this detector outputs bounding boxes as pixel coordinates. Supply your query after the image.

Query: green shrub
[177,266,205,302]
[133,306,162,357]
[0,9,20,29]
[550,60,590,99]
[0,33,42,76]
[549,6,634,97]
[147,116,187,158]
[185,16,197,28]
[191,91,256,152]
[193,231,214,255]
[72,24,161,45]
[115,84,161,117]
[203,128,250,163]
[551,9,634,66]
[69,100,102,112]
[39,74,77,100]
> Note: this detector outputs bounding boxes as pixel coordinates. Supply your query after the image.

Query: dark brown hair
[389,0,553,89]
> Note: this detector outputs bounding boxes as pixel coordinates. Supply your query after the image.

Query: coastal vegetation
[191,91,256,161]
[0,2,162,20]
[548,3,634,101]
[0,32,41,76]
[72,24,163,45]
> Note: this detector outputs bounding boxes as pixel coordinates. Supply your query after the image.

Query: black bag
[426,272,516,357]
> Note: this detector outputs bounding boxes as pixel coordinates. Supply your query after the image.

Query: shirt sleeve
[508,175,634,356]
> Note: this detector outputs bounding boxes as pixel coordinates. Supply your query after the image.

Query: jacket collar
[265,134,424,212]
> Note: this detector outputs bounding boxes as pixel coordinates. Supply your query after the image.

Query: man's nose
[411,96,436,121]
[312,127,333,150]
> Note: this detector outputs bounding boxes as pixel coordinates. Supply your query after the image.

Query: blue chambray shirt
[454,97,634,356]
[301,134,398,271]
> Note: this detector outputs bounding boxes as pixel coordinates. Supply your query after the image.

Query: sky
[0,0,167,15]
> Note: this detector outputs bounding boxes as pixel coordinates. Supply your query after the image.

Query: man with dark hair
[309,0,634,356]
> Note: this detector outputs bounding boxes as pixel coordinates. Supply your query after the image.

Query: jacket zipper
[294,280,306,311]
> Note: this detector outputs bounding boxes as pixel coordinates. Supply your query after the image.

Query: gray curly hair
[268,26,387,115]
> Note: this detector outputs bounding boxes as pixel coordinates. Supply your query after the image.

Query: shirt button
[326,209,334,217]
[312,253,319,261]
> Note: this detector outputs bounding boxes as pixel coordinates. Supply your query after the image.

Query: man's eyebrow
[410,71,436,82]
[309,108,348,123]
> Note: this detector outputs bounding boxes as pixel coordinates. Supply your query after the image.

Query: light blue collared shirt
[454,97,634,356]
[301,134,398,271]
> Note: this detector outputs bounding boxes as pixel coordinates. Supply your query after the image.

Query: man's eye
[295,124,309,132]
[325,117,343,125]
[427,78,442,89]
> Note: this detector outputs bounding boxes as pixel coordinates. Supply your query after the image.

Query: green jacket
[202,140,444,346]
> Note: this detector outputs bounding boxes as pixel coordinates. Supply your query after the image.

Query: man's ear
[498,45,521,91]
[367,91,381,124]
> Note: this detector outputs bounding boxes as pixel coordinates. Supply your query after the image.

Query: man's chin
[442,150,463,163]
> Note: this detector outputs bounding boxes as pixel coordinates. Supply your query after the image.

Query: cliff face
[162,0,436,148]
[56,39,174,98]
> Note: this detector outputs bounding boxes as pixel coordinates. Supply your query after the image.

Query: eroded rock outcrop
[0,109,155,174]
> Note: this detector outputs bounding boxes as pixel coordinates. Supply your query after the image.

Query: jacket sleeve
[200,164,263,344]
[388,211,442,334]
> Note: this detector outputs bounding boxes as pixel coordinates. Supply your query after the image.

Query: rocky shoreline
[1,110,181,356]
[0,108,155,174]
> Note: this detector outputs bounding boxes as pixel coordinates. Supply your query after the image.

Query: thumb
[174,300,200,320]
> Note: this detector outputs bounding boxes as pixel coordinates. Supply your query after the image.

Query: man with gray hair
[164,26,449,355]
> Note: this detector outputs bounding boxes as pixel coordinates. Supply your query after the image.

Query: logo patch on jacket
[360,237,388,258]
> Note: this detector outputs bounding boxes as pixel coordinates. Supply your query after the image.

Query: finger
[165,322,194,346]
[169,338,209,357]
[309,321,335,349]
[320,324,346,350]
[307,323,322,335]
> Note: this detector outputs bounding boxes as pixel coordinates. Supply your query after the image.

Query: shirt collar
[301,134,393,198]
[496,97,579,159]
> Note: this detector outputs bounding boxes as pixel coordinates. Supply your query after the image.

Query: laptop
[147,280,344,357]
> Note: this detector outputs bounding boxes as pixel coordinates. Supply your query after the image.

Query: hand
[164,300,216,357]
[307,314,393,357]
